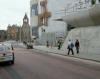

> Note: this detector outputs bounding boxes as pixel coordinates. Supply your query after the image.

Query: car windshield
[6,46,11,51]
[0,45,11,52]
[0,46,5,52]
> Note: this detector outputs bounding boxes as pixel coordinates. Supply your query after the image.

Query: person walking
[99,0,100,3]
[91,0,96,5]
[57,40,61,50]
[46,40,49,47]
[75,39,80,54]
[67,40,74,55]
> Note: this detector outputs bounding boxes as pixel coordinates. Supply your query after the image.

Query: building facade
[30,0,67,46]
[30,0,100,46]
[30,0,38,27]
[60,0,100,55]
[7,25,19,41]
[30,0,39,42]
[37,0,68,46]
[21,14,30,42]
[0,30,7,42]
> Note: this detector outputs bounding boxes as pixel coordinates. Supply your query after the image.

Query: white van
[0,44,14,64]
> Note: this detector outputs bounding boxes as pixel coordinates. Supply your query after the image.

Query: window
[40,17,44,25]
[32,9,35,16]
[31,4,38,16]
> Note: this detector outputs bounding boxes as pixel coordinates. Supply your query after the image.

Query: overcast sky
[0,0,30,30]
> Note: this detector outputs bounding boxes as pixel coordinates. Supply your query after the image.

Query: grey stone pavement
[33,46,100,62]
[17,43,100,62]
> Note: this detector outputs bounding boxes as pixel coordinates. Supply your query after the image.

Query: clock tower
[23,13,29,24]
[22,14,30,42]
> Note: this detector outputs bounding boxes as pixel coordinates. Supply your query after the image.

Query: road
[0,46,100,79]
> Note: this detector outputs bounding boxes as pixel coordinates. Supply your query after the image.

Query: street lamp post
[30,26,32,42]
[19,26,21,43]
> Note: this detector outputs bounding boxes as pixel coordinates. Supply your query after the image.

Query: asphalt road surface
[0,46,100,79]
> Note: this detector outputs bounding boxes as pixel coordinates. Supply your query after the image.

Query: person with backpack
[67,40,74,55]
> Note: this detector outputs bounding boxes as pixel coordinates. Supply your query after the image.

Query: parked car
[0,43,14,64]
[27,43,33,49]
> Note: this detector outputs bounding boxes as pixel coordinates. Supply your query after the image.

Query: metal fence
[55,0,93,16]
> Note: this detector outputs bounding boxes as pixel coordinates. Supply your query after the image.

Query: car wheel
[11,54,14,64]
[11,60,14,64]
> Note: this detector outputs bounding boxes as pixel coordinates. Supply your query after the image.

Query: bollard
[50,44,52,48]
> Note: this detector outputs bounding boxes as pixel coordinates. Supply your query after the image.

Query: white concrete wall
[30,16,38,27]
[62,4,100,27]
[38,0,92,35]
[61,1,100,55]
[38,0,73,36]
[38,0,100,51]
[62,26,100,54]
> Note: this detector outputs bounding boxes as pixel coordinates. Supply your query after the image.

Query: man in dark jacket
[75,39,80,54]
[91,0,96,5]
[99,0,100,3]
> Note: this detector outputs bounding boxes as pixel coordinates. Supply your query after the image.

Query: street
[0,46,100,79]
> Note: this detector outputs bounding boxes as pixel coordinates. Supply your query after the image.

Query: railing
[55,0,95,16]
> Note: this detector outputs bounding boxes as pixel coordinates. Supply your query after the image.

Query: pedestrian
[56,40,58,47]
[67,40,74,55]
[57,40,61,50]
[23,41,27,46]
[99,0,100,3]
[91,0,96,5]
[46,40,49,47]
[75,39,80,54]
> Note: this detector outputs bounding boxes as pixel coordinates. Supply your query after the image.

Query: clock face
[24,19,28,22]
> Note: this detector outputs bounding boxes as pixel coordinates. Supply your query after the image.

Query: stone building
[21,14,30,42]
[7,25,19,41]
[0,30,7,42]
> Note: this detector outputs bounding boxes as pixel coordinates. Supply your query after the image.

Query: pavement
[33,46,100,62]
[17,43,100,62]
